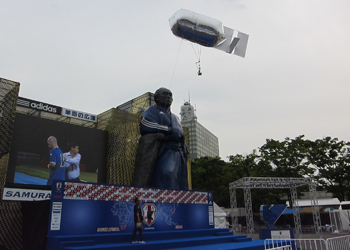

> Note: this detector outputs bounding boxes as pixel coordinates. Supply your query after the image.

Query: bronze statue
[133,88,188,190]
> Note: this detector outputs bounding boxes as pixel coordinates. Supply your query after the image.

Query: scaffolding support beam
[309,183,322,237]
[243,187,254,236]
[229,187,240,234]
[229,177,321,238]
[290,186,302,238]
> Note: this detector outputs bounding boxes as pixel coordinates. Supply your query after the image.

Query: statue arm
[140,117,171,134]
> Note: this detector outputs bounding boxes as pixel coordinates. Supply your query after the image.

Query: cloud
[1,0,350,159]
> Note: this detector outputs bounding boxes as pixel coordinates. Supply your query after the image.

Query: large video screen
[6,113,108,188]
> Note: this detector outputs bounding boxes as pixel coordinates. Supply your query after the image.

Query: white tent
[214,202,228,228]
[329,210,350,233]
[286,198,340,207]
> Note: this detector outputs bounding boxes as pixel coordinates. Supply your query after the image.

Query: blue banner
[48,181,214,236]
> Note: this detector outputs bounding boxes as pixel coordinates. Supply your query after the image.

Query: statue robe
[133,106,188,190]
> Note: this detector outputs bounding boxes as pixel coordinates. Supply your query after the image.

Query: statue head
[154,87,173,110]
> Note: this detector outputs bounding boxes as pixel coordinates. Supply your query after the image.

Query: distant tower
[180,101,197,122]
[180,101,219,160]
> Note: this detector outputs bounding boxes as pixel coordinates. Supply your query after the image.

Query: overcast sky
[1,0,349,160]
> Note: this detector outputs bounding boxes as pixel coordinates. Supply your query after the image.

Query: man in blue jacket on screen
[46,136,65,186]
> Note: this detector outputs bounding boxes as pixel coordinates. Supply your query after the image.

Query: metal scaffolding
[229,177,322,238]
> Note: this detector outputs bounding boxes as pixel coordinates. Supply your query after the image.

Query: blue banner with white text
[48,181,214,236]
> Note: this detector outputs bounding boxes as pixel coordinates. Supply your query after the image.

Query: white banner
[2,187,51,201]
[271,230,291,240]
[61,108,97,123]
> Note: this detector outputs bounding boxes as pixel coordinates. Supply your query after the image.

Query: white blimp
[169,9,249,58]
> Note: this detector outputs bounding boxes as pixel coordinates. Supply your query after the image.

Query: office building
[180,101,219,160]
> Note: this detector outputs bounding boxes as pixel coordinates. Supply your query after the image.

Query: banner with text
[48,181,214,236]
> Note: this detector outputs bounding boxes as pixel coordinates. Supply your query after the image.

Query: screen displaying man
[47,136,65,186]
[63,143,81,182]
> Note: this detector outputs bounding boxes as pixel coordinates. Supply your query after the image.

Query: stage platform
[48,228,266,250]
[47,182,266,250]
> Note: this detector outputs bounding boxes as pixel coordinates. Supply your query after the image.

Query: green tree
[191,156,230,207]
[256,135,315,208]
[227,152,257,179]
[308,137,350,201]
[258,135,315,178]
[190,136,350,209]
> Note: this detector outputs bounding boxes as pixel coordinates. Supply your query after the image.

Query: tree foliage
[191,135,350,208]
[191,157,231,207]
[308,137,350,201]
[258,135,314,178]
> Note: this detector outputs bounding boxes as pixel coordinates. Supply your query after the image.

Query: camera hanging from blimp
[169,9,249,75]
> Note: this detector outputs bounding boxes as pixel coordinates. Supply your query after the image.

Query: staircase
[47,228,265,250]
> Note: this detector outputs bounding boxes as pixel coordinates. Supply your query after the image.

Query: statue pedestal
[48,181,214,237]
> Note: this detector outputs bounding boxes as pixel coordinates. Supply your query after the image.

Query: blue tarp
[282,208,302,214]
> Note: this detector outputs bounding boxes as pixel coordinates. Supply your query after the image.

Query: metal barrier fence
[326,235,350,250]
[264,235,350,250]
[264,238,327,250]
[266,246,292,250]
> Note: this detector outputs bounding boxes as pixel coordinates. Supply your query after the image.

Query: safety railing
[265,246,292,250]
[264,238,327,250]
[265,235,350,250]
[326,235,350,250]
